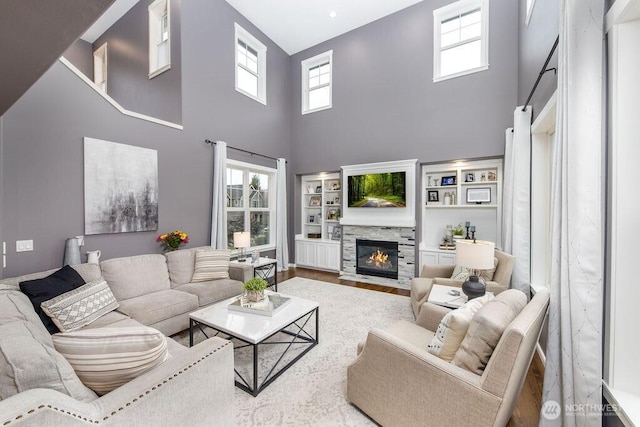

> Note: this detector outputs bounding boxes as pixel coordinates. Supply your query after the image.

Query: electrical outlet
[16,240,34,252]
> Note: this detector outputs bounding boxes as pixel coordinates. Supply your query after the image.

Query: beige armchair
[410,249,515,317]
[347,288,549,427]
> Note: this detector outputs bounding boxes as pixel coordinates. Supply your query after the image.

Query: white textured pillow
[450,257,499,283]
[52,326,170,395]
[41,279,119,332]
[191,249,230,282]
[427,294,494,361]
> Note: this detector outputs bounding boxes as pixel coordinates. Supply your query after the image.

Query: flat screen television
[347,172,406,208]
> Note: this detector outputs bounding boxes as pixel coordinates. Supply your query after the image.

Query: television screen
[347,172,406,208]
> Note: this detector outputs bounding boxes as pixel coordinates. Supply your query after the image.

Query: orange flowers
[157,230,189,251]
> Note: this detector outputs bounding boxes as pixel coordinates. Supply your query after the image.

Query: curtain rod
[205,139,286,163]
[522,35,559,112]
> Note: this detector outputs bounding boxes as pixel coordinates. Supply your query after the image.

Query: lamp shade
[455,240,495,270]
[233,231,251,249]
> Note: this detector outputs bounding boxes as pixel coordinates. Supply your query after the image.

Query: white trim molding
[59,57,183,130]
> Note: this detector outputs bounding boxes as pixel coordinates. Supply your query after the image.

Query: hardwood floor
[277,267,543,427]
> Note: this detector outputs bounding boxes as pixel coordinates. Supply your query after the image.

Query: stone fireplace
[355,239,399,279]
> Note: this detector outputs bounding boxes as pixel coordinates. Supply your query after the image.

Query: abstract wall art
[84,137,158,234]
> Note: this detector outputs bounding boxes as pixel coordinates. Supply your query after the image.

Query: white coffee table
[189,291,319,396]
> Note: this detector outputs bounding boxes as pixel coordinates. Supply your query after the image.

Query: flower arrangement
[156,230,189,251]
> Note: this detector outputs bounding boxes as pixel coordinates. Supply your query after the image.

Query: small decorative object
[327,209,338,220]
[309,195,321,206]
[470,226,476,241]
[315,185,322,193]
[331,182,341,190]
[63,237,82,266]
[306,185,314,194]
[433,178,439,187]
[334,196,340,204]
[157,230,189,252]
[427,175,432,186]
[441,175,456,186]
[428,190,439,203]
[86,250,101,265]
[465,221,471,239]
[488,171,496,181]
[456,240,495,300]
[481,173,487,182]
[233,231,250,261]
[452,223,465,239]
[251,250,260,263]
[466,188,491,204]
[451,192,456,204]
[243,277,268,303]
[332,226,342,240]
[465,172,475,182]
[443,192,452,205]
[316,213,322,223]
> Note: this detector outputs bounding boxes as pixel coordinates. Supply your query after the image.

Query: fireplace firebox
[355,239,399,280]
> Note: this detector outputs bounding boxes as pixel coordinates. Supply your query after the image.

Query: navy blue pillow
[19,265,86,334]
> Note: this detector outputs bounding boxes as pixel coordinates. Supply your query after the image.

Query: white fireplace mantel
[340,159,417,228]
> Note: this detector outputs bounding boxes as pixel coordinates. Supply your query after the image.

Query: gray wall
[290,0,518,233]
[518,0,559,120]
[0,0,292,277]
[64,39,94,80]
[93,0,183,124]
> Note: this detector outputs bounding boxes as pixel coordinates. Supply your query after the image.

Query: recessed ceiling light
[329,11,337,18]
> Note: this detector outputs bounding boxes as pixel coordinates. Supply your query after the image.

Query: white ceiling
[225,0,425,55]
[80,0,425,54]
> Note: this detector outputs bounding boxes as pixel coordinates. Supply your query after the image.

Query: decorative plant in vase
[452,223,465,239]
[243,277,268,303]
[157,230,189,252]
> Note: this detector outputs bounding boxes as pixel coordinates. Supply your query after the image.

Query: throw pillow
[41,279,119,332]
[191,249,230,282]
[452,289,527,374]
[52,326,170,395]
[450,256,499,283]
[19,265,86,334]
[427,294,494,361]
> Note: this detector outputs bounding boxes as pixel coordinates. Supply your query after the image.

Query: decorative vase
[244,290,265,303]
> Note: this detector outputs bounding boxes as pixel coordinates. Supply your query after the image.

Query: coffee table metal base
[189,307,319,396]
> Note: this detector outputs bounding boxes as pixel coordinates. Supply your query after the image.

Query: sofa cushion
[116,289,198,326]
[100,254,171,301]
[175,279,243,307]
[52,326,169,395]
[41,279,119,332]
[165,246,213,287]
[191,250,230,282]
[79,310,130,329]
[19,265,87,334]
[0,320,97,401]
[452,289,527,374]
[427,294,493,361]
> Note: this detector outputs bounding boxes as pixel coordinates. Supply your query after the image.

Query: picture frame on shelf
[308,215,315,223]
[441,175,456,186]
[466,187,491,204]
[306,185,315,194]
[465,172,475,182]
[488,171,496,181]
[334,195,340,204]
[332,226,342,240]
[309,195,321,206]
[315,185,322,193]
[331,182,341,190]
[427,190,439,203]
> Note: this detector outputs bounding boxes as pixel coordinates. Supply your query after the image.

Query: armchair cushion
[427,294,493,361]
[452,289,527,374]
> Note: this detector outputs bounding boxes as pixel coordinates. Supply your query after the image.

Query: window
[301,50,333,114]
[226,160,276,251]
[93,43,107,92]
[235,23,267,105]
[525,0,536,26]
[433,0,489,82]
[148,0,171,78]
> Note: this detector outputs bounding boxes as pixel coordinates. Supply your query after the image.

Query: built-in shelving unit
[296,172,341,272]
[419,159,503,270]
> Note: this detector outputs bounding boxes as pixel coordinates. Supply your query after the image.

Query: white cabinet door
[420,251,438,271]
[439,253,456,265]
[317,242,341,271]
[296,240,316,267]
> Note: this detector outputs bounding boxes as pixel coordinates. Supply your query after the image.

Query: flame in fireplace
[366,249,392,269]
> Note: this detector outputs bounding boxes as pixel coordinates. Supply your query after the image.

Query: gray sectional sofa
[0,246,253,426]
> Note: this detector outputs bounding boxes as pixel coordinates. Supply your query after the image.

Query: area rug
[173,277,413,426]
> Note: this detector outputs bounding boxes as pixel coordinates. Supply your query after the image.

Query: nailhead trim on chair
[1,341,231,425]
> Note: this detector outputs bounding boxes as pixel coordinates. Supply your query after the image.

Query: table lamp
[455,239,495,300]
[233,231,251,262]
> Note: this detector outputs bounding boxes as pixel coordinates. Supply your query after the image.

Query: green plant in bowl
[243,277,268,303]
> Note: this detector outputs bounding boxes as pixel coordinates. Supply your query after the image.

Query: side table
[231,257,278,291]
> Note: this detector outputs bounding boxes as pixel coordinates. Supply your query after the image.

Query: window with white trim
[235,23,267,105]
[148,0,171,78]
[433,0,489,82]
[226,160,276,251]
[93,43,107,92]
[301,50,333,114]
